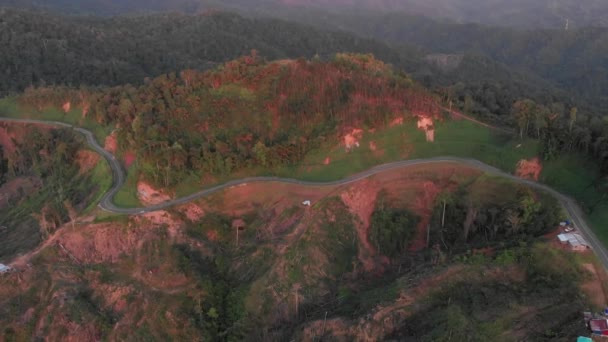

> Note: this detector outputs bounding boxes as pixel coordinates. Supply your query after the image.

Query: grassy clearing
[113,165,141,208]
[83,156,113,214]
[0,97,111,144]
[283,119,539,182]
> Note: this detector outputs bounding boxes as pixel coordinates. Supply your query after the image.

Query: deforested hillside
[0,162,597,340]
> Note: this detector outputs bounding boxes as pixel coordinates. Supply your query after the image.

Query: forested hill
[17,54,439,188]
[0,8,417,96]
[278,11,608,114]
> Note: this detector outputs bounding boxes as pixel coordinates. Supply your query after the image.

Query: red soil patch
[204,182,336,217]
[0,125,17,155]
[62,101,71,113]
[516,157,543,181]
[324,157,331,165]
[417,116,435,142]
[390,117,404,127]
[340,179,388,272]
[180,203,206,222]
[139,211,182,239]
[124,151,136,168]
[343,128,363,151]
[104,132,118,153]
[137,181,172,206]
[409,181,442,252]
[81,102,90,118]
[369,141,377,151]
[75,150,99,174]
[581,263,608,309]
[59,222,155,264]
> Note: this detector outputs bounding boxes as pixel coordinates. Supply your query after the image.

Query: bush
[369,191,418,258]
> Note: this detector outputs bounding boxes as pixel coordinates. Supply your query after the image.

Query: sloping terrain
[0,123,110,263]
[0,163,596,340]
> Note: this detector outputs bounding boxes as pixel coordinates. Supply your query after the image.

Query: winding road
[2,117,608,269]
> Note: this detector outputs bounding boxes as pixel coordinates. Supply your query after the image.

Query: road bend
[2,117,607,269]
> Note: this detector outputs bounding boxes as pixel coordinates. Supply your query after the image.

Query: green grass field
[0,97,111,144]
[2,98,606,245]
[113,165,142,208]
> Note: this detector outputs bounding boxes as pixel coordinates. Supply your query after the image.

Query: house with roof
[557,233,590,251]
[589,318,608,336]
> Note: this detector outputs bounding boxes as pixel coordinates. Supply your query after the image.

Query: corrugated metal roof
[0,264,11,273]
[557,233,589,247]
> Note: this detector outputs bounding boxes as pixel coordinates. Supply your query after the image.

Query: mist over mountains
[2,0,608,28]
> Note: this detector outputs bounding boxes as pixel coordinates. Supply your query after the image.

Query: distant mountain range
[2,0,608,29]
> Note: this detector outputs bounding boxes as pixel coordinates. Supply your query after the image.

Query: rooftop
[557,233,589,247]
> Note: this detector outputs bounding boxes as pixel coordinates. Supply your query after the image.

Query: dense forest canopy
[0,8,596,121]
[266,10,608,115]
[0,8,412,96]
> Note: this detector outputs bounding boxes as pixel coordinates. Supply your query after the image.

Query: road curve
[2,117,607,269]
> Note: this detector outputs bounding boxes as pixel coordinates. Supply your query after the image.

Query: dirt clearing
[516,157,543,181]
[581,263,608,309]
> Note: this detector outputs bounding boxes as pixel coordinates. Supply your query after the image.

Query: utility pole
[442,200,447,228]
[294,284,301,319]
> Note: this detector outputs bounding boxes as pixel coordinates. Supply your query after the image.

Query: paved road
[2,117,607,268]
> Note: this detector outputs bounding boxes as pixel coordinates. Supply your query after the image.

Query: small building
[557,233,590,251]
[590,318,608,336]
[0,263,12,274]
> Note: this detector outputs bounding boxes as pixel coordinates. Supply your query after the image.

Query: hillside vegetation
[15,54,439,188]
[0,165,596,340]
[11,55,608,205]
[0,123,110,262]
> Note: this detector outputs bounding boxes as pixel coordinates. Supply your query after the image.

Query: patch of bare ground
[200,182,337,217]
[581,263,608,309]
[516,157,543,181]
[75,149,100,174]
[417,116,435,142]
[137,181,173,206]
[179,202,206,222]
[340,179,386,272]
[343,128,364,151]
[104,131,117,153]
